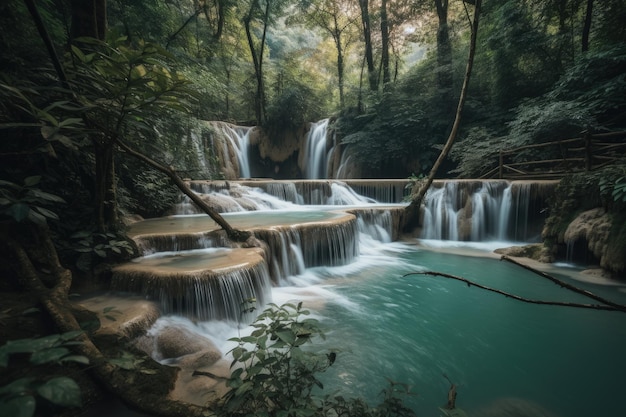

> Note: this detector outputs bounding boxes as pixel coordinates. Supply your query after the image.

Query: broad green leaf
[33,206,59,220]
[109,356,136,370]
[240,336,257,344]
[36,377,81,407]
[27,189,65,203]
[60,330,84,341]
[21,308,40,316]
[0,377,36,395]
[0,394,36,417]
[2,334,61,355]
[60,355,89,365]
[24,175,41,187]
[30,347,70,365]
[234,381,252,396]
[0,180,22,190]
[275,330,296,345]
[27,209,47,225]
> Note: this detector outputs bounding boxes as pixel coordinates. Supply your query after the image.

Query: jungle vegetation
[1,0,625,416]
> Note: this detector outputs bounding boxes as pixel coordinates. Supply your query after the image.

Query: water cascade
[421,180,555,242]
[212,122,253,179]
[111,248,270,321]
[304,118,330,179]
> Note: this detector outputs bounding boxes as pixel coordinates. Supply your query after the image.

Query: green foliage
[337,59,450,177]
[482,0,560,108]
[0,176,65,225]
[118,168,181,217]
[449,127,501,178]
[220,302,331,416]
[108,350,157,375]
[70,230,137,271]
[453,44,626,178]
[0,331,88,417]
[219,302,416,417]
[68,36,198,138]
[598,165,626,206]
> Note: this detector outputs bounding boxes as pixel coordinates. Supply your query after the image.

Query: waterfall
[111,248,272,322]
[421,181,531,242]
[353,209,394,243]
[304,119,330,179]
[121,178,556,326]
[219,123,253,178]
[326,182,376,205]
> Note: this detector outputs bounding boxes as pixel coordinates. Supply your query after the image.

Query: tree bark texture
[380,0,391,87]
[582,0,594,52]
[359,0,378,91]
[434,0,453,106]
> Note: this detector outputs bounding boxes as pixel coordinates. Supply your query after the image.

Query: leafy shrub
[218,302,416,417]
[0,331,88,417]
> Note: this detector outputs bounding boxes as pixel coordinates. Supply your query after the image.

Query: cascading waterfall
[124,178,556,332]
[111,248,272,322]
[219,123,253,178]
[304,119,330,179]
[421,181,529,242]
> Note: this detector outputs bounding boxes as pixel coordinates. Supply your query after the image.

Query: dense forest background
[0,0,625,247]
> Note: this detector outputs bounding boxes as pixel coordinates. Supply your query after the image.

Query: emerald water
[140,180,625,417]
[301,244,626,417]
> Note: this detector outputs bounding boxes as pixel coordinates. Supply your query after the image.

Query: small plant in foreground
[218,302,416,417]
[0,331,88,417]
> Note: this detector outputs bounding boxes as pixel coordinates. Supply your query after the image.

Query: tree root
[3,223,214,417]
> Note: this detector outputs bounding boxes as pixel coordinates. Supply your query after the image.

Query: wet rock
[155,326,218,359]
[562,208,621,272]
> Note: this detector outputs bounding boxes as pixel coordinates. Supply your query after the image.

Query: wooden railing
[480,131,626,179]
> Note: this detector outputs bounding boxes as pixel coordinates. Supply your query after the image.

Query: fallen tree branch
[403,271,626,312]
[114,137,251,243]
[500,255,626,311]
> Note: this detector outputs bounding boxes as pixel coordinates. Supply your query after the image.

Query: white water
[304,118,330,179]
[219,123,253,178]
[422,181,524,242]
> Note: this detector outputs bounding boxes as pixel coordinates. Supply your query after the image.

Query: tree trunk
[70,0,106,40]
[333,16,346,109]
[243,1,269,126]
[434,0,453,107]
[69,0,118,232]
[358,0,378,91]
[380,0,391,87]
[94,141,118,232]
[582,0,594,52]
[3,223,211,417]
[402,0,482,233]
